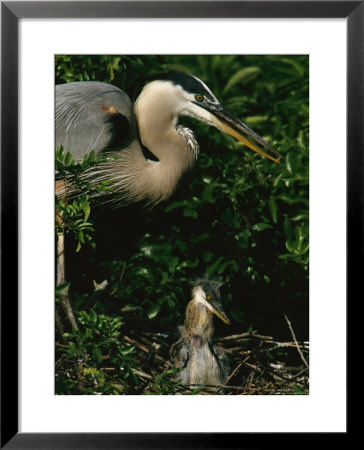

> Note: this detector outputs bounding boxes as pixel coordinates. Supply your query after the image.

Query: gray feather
[56,81,134,159]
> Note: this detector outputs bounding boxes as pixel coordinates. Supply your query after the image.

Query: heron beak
[210,105,283,164]
[208,299,231,325]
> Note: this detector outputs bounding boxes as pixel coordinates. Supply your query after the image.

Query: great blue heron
[56,71,282,206]
[170,276,230,389]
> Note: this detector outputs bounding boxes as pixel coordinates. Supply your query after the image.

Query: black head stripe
[155,72,217,102]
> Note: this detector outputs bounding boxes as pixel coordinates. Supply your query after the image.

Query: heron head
[191,276,230,325]
[146,72,283,164]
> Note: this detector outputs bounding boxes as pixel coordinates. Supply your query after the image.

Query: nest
[56,298,309,395]
[121,320,309,395]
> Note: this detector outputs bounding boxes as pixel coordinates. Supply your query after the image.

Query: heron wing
[56,81,135,160]
[210,342,230,381]
[170,339,190,369]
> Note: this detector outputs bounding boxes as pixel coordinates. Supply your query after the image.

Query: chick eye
[195,94,204,102]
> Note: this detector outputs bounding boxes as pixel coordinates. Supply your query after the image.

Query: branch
[284,314,309,368]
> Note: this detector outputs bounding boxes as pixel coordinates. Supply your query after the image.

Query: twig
[226,356,250,385]
[123,335,166,364]
[110,261,127,295]
[284,314,309,368]
[55,341,69,349]
[56,229,78,330]
[132,368,153,380]
[216,356,250,394]
[247,371,255,389]
[241,360,264,374]
[282,367,309,385]
[268,341,309,351]
[218,331,273,342]
[55,308,65,340]
[185,383,286,393]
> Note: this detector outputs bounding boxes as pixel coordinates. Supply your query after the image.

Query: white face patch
[136,78,217,131]
[193,286,214,312]
[180,99,214,125]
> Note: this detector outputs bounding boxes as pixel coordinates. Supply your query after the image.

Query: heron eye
[206,295,212,300]
[195,94,204,102]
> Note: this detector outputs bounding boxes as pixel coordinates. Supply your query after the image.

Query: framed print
[1,0,357,447]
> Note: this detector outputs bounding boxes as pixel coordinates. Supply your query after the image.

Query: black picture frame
[1,1,356,448]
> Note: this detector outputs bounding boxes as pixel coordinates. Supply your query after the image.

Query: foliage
[55,54,309,395]
[55,146,114,251]
[144,369,183,395]
[56,309,140,394]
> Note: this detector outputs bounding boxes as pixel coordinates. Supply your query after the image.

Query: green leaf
[285,224,308,255]
[78,230,85,243]
[80,203,91,223]
[293,384,307,395]
[167,256,179,273]
[178,257,199,269]
[64,151,74,166]
[203,252,214,263]
[244,115,268,127]
[277,194,308,206]
[89,308,98,326]
[230,310,244,323]
[223,67,261,94]
[164,200,186,212]
[252,223,273,232]
[201,183,215,203]
[279,57,305,76]
[147,303,161,319]
[183,207,198,219]
[290,210,309,221]
[120,345,135,356]
[68,341,78,355]
[268,198,278,224]
[62,332,76,339]
[93,347,103,364]
[206,256,225,274]
[56,282,70,296]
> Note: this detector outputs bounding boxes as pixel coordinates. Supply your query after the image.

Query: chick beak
[210,105,283,164]
[208,298,231,325]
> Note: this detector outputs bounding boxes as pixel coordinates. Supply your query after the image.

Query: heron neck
[184,298,214,345]
[138,116,193,167]
[134,88,195,170]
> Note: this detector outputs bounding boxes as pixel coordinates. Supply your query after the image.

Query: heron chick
[171,276,230,389]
